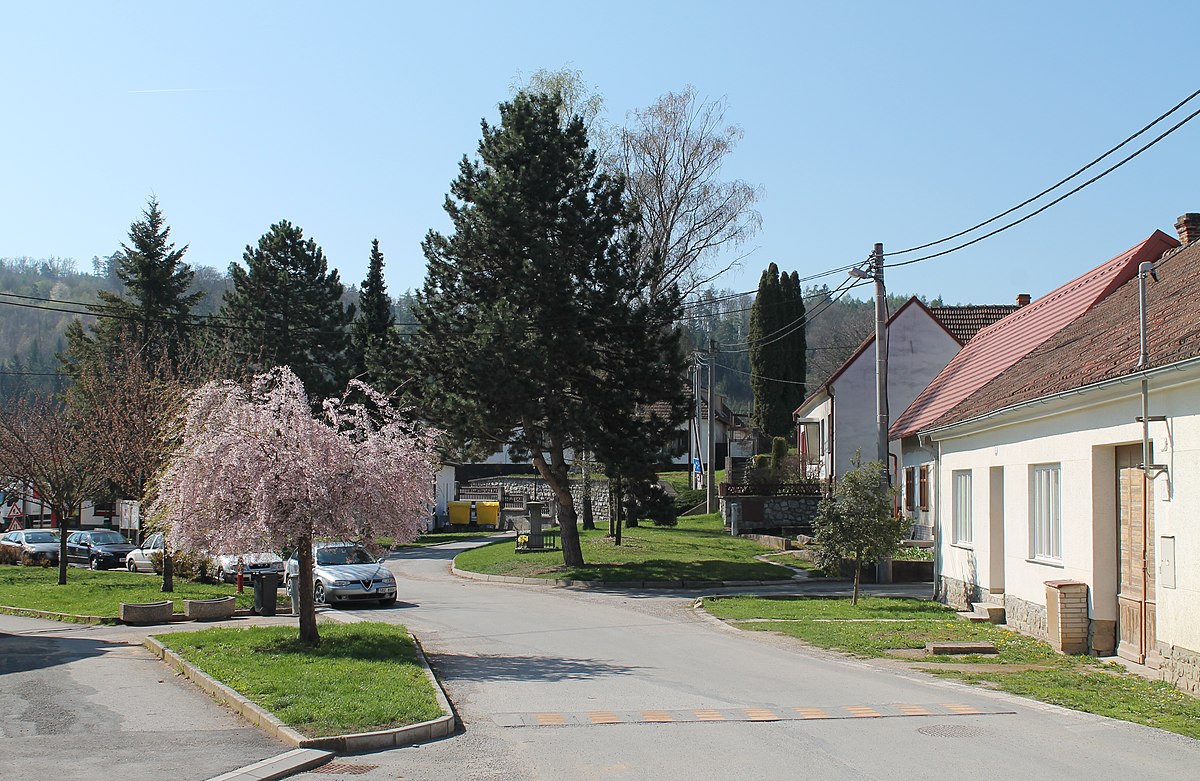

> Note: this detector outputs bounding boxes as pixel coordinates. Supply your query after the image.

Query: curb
[449,564,793,590]
[144,626,457,754]
[0,604,119,625]
[205,748,334,781]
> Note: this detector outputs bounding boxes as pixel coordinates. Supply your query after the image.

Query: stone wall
[465,476,611,522]
[720,495,820,533]
[1003,593,1049,641]
[1158,643,1200,695]
[936,575,988,610]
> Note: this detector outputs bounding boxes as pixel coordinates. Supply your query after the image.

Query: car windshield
[24,532,57,543]
[316,547,374,566]
[90,532,128,545]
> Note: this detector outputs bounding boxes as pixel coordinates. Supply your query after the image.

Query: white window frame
[952,469,972,545]
[1030,463,1062,562]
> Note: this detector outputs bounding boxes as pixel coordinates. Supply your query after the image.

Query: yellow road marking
[896,705,931,716]
[847,706,881,718]
[793,707,829,719]
[588,711,620,724]
[944,703,982,714]
[535,713,566,726]
[743,708,779,721]
[642,710,674,722]
[694,709,726,721]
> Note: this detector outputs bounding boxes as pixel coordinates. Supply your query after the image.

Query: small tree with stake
[148,366,437,647]
[811,458,906,605]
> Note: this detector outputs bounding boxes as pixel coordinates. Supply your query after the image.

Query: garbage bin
[253,572,279,616]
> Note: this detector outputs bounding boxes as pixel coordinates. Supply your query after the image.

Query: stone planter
[120,600,174,625]
[184,596,237,621]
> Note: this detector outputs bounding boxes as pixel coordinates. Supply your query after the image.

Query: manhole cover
[917,723,994,738]
[312,763,379,775]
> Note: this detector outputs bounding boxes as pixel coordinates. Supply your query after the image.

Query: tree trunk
[613,474,623,546]
[852,556,861,606]
[161,552,174,592]
[581,452,595,531]
[296,533,320,647]
[56,511,68,586]
[527,433,584,567]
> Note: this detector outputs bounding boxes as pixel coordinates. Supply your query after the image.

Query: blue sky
[2,1,1196,306]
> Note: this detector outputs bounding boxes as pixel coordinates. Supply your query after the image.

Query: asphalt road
[293,537,1200,781]
[0,614,289,781]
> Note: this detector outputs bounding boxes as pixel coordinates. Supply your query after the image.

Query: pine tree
[220,221,355,399]
[351,239,396,385]
[64,198,204,373]
[780,270,806,418]
[750,264,806,443]
[410,91,687,568]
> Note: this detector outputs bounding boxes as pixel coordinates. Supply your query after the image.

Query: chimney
[1176,213,1200,245]
[1016,293,1031,307]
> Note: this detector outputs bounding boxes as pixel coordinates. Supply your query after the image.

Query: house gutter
[920,355,1200,442]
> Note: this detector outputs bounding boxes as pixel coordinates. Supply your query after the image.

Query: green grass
[454,513,790,583]
[0,565,254,619]
[392,529,507,548]
[701,595,1200,739]
[658,470,725,494]
[156,622,444,736]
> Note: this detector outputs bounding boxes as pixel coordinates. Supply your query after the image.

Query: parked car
[1,529,61,564]
[213,551,284,583]
[65,529,136,570]
[285,542,396,606]
[125,532,165,573]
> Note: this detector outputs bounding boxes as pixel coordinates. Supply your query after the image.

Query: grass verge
[0,565,254,618]
[701,595,1200,739]
[391,530,507,548]
[454,513,790,583]
[156,622,444,736]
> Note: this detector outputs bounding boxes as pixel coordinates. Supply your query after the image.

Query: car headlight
[332,580,351,586]
[382,575,396,584]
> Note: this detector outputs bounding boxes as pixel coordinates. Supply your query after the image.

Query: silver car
[1,529,60,564]
[285,542,396,606]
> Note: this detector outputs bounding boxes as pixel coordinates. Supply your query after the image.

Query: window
[918,465,929,511]
[952,470,972,544]
[904,468,916,511]
[1030,463,1062,561]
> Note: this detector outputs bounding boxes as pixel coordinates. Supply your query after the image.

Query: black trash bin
[253,572,279,616]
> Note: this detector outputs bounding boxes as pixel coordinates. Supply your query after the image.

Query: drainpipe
[1136,260,1155,662]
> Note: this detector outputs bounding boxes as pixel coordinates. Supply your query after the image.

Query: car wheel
[89,557,101,570]
[215,566,227,583]
[313,581,326,605]
[127,559,137,572]
[379,596,397,607]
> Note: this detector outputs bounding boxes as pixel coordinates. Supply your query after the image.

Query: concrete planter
[184,596,237,621]
[120,600,174,625]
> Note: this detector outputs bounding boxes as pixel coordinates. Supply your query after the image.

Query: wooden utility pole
[706,338,717,513]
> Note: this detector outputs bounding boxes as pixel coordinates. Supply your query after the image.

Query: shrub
[769,437,788,470]
[0,546,22,566]
[150,550,211,581]
[673,488,706,514]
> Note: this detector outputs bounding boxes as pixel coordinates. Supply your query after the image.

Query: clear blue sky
[3,1,1196,307]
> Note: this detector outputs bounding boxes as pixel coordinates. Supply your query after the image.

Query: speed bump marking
[494,703,1012,727]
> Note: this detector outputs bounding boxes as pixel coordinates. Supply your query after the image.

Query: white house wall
[834,305,960,478]
[931,369,1200,656]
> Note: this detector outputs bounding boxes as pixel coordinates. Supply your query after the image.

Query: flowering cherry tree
[149,367,437,646]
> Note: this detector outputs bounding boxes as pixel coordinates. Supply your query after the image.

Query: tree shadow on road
[428,651,642,683]
[0,632,128,675]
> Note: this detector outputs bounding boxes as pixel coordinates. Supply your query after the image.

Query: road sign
[693,458,702,473]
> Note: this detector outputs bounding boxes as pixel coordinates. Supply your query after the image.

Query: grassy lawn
[454,513,791,583]
[0,565,254,619]
[658,470,725,494]
[391,529,507,548]
[156,622,444,736]
[701,595,1200,739]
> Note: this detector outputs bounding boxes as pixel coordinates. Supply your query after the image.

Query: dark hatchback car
[66,530,136,570]
[1,530,61,564]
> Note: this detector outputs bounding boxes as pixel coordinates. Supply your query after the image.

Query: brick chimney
[1175,213,1200,245]
[1016,293,1031,307]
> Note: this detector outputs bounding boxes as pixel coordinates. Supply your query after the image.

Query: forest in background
[1,255,931,410]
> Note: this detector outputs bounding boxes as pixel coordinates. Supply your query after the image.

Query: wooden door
[1116,444,1156,664]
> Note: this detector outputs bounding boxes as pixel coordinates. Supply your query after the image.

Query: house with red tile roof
[892,229,1179,543]
[909,214,1200,694]
[792,296,1018,513]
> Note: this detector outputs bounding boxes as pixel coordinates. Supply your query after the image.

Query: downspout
[1136,260,1155,661]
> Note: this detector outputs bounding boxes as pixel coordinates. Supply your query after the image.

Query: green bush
[0,546,23,566]
[673,488,706,513]
[150,550,211,581]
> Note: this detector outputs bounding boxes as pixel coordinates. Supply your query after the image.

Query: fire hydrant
[235,557,245,593]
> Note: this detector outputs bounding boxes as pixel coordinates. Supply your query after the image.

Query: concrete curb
[205,748,334,781]
[0,604,119,625]
[450,564,794,590]
[144,625,457,755]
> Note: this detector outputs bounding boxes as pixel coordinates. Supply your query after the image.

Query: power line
[888,87,1200,257]
[720,279,868,353]
[885,99,1200,269]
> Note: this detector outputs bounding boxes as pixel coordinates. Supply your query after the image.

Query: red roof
[890,230,1180,439]
[934,236,1200,428]
[929,304,1021,344]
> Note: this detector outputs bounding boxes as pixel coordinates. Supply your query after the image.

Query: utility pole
[706,338,717,513]
[872,243,889,473]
